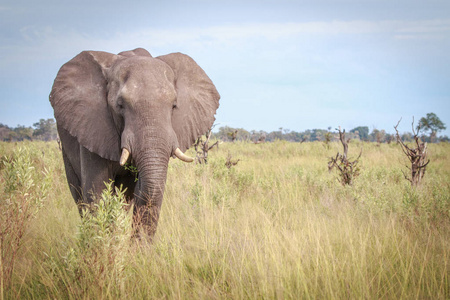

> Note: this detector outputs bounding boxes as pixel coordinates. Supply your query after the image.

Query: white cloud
[395,19,450,33]
[5,18,449,62]
[106,19,450,50]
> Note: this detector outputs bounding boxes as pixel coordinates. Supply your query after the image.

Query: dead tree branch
[394,118,429,187]
[225,152,240,169]
[328,126,361,186]
[228,130,238,142]
[194,129,219,164]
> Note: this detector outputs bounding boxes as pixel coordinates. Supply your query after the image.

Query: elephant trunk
[133,138,171,237]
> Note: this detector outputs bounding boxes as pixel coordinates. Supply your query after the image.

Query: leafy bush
[0,146,47,291]
[55,182,133,298]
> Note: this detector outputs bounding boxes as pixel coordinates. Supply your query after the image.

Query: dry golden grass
[1,140,449,299]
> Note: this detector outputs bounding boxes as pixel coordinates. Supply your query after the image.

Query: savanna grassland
[0,140,449,299]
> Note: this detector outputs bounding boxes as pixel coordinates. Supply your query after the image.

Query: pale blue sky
[1,0,449,136]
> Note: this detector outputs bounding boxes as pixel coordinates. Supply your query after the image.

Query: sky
[1,0,449,136]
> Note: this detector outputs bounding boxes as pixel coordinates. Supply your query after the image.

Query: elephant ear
[49,51,121,161]
[156,53,220,152]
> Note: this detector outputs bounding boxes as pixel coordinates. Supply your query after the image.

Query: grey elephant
[50,48,220,237]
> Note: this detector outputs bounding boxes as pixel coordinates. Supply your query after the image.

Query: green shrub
[0,146,47,293]
[56,182,133,298]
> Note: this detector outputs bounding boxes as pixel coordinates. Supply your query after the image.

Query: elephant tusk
[120,148,130,166]
[174,148,194,163]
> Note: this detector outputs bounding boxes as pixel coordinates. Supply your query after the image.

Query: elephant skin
[50,48,220,237]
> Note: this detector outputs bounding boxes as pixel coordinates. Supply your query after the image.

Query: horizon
[1,116,445,138]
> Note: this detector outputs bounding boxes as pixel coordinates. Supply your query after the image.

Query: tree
[33,119,57,141]
[328,127,362,186]
[228,130,238,142]
[194,130,219,164]
[350,126,369,141]
[324,131,332,149]
[440,135,449,142]
[0,123,33,141]
[385,133,394,144]
[213,126,250,142]
[395,118,430,187]
[14,125,33,141]
[418,113,446,143]
[370,129,386,144]
[401,132,413,142]
[0,123,12,141]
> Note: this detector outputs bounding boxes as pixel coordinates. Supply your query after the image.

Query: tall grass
[0,140,448,299]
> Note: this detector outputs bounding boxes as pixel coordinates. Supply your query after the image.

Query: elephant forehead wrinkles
[116,56,173,80]
[120,76,175,105]
[114,59,175,101]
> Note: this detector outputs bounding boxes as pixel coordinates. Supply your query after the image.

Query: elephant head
[50,48,219,234]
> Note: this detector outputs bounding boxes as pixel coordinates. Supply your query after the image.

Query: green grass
[0,140,449,299]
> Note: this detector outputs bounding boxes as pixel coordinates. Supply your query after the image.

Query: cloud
[4,18,449,63]
[113,19,450,50]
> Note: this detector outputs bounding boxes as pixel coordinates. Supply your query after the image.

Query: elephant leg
[61,149,83,212]
[79,145,112,212]
[58,127,84,214]
[114,173,137,200]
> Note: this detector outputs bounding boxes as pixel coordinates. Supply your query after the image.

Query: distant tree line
[1,113,447,143]
[0,119,57,141]
[213,113,448,144]
[213,125,448,144]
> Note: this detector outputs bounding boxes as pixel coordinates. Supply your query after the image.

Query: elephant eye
[117,97,124,109]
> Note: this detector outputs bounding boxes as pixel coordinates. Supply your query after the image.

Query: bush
[0,146,47,292]
[53,182,133,298]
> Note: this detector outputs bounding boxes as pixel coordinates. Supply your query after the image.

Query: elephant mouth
[119,147,193,166]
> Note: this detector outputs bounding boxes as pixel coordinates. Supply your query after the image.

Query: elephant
[49,48,220,237]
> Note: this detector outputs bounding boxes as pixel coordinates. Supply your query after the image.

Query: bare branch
[225,152,240,169]
[417,159,430,169]
[207,141,219,151]
[394,118,430,187]
[401,169,412,183]
[328,126,361,185]
[194,128,219,164]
